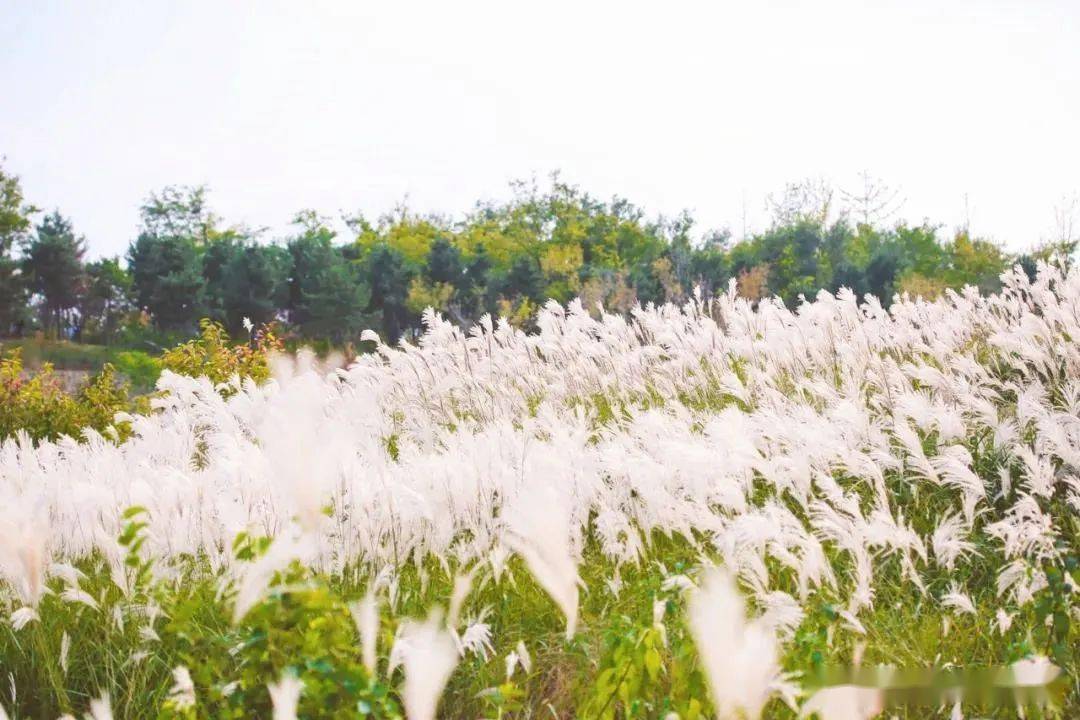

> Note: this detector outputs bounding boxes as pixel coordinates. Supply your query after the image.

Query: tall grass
[0,265,1078,718]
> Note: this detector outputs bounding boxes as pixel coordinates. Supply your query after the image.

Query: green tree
[0,161,36,336]
[690,229,732,297]
[222,243,288,333]
[127,233,206,332]
[461,243,493,319]
[127,187,215,332]
[411,236,467,321]
[0,253,26,336]
[364,244,413,344]
[947,230,1007,294]
[862,242,901,300]
[21,211,87,338]
[200,231,244,322]
[502,254,545,304]
[79,257,132,344]
[287,213,371,343]
[425,236,464,287]
[743,219,831,305]
[139,185,215,242]
[201,231,288,334]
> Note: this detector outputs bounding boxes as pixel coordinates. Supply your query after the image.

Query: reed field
[0,264,1078,719]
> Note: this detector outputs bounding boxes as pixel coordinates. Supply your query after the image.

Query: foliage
[1,165,1039,349]
[112,349,162,392]
[0,347,136,442]
[0,160,36,335]
[578,582,710,720]
[287,215,371,343]
[79,257,135,344]
[1,266,1079,717]
[127,231,207,333]
[159,318,282,390]
[158,533,402,719]
[0,318,280,442]
[19,210,87,338]
[3,336,128,370]
[363,244,414,344]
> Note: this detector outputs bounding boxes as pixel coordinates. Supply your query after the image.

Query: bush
[161,534,402,719]
[112,349,162,392]
[160,319,282,391]
[0,319,280,444]
[0,348,137,443]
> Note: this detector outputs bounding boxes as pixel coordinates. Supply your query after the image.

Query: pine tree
[21,211,86,338]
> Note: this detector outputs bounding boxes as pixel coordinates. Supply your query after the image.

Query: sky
[1,0,1078,258]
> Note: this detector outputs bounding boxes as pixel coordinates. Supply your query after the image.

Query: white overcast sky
[1,0,1078,258]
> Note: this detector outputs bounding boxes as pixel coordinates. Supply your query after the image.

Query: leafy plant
[579,583,709,720]
[0,347,136,442]
[160,533,401,719]
[159,318,282,391]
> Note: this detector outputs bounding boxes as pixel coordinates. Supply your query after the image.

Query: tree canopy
[0,167,1064,348]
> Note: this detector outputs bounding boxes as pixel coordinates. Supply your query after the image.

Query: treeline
[0,162,1068,347]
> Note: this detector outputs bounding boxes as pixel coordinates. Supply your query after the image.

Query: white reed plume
[687,566,781,719]
[267,672,302,720]
[166,666,196,710]
[501,483,580,639]
[391,610,460,720]
[86,693,114,720]
[350,590,380,674]
[799,685,884,720]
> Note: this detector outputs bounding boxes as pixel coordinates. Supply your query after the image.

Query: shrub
[0,319,280,444]
[112,349,162,392]
[0,348,137,443]
[161,536,402,719]
[159,319,282,390]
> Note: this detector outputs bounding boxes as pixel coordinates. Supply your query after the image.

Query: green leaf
[645,646,661,681]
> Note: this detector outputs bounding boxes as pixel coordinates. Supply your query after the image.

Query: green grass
[0,523,1073,719]
[0,337,128,371]
[1,337,1077,718]
[1,338,162,392]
